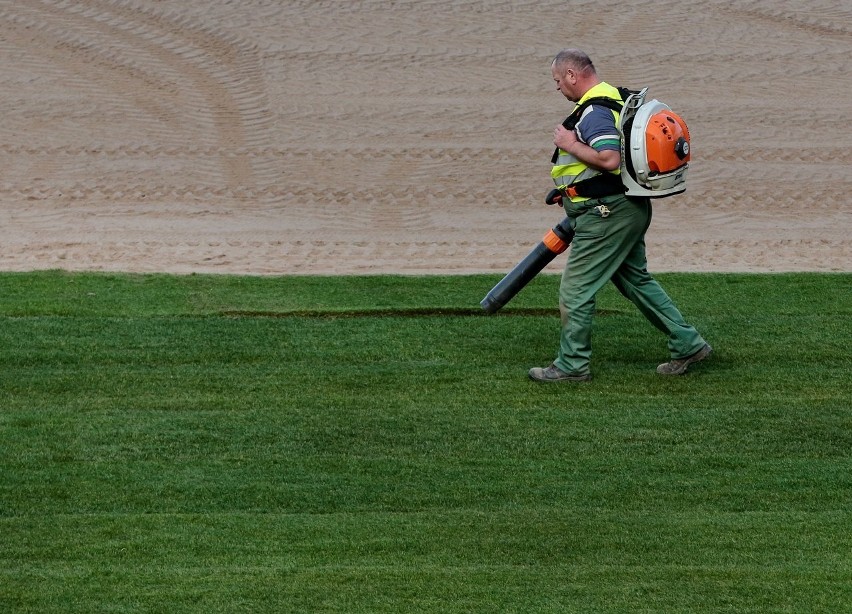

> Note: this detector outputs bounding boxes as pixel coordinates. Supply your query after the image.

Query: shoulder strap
[561,97,624,131]
[561,87,639,130]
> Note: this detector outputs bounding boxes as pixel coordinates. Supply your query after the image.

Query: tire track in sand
[1,0,275,192]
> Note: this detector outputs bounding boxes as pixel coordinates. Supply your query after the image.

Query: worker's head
[551,49,599,102]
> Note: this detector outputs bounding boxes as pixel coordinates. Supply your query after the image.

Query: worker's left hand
[554,125,578,153]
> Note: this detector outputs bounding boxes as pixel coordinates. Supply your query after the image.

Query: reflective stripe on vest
[551,164,601,189]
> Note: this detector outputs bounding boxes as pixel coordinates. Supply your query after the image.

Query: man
[528,49,712,382]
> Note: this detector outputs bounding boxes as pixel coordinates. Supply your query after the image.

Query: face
[552,63,579,101]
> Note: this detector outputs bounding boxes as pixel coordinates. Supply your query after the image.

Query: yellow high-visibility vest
[551,82,622,203]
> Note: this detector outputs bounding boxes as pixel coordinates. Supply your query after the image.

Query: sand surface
[1,0,850,275]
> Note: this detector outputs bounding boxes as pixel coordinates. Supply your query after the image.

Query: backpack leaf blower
[480,217,574,314]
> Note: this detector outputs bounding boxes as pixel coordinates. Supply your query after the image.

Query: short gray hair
[551,49,596,75]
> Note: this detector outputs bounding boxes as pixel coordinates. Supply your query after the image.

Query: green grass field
[1,271,850,613]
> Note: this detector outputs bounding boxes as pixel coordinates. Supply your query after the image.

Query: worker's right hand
[545,188,564,206]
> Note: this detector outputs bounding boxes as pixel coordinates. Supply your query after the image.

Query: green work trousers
[554,193,706,375]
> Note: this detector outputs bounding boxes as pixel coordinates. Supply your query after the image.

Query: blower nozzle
[480,218,574,314]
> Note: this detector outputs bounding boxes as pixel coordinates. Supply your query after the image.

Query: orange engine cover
[645,110,691,174]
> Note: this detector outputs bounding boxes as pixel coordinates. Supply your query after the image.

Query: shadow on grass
[220,308,624,319]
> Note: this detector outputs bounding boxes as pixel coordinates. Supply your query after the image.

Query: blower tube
[480,218,574,314]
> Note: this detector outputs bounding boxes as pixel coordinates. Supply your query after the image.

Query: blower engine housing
[619,88,690,198]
